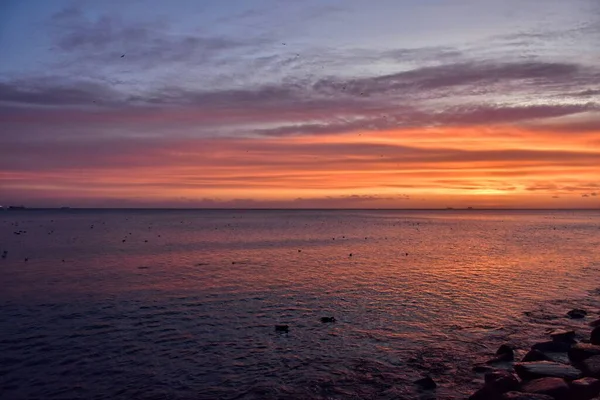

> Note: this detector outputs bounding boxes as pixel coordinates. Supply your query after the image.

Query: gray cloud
[42,4,600,104]
[0,79,122,107]
[2,44,599,142]
[436,103,598,125]
[312,61,591,98]
[1,77,597,143]
[569,89,600,97]
[49,5,266,69]
[254,103,597,137]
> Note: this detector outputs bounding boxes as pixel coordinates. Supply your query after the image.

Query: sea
[1,209,599,399]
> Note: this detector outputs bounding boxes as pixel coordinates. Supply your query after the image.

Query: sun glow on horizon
[3,122,599,208]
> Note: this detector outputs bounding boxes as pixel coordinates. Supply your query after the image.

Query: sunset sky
[1,0,599,208]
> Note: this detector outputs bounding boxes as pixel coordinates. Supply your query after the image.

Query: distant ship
[7,205,26,210]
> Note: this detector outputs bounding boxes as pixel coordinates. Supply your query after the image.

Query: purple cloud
[312,61,592,98]
[1,58,597,142]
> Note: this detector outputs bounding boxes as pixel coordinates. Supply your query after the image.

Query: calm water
[1,209,600,399]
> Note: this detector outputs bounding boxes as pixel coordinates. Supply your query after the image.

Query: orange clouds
[2,124,599,208]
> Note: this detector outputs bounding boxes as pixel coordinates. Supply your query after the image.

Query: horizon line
[2,207,599,211]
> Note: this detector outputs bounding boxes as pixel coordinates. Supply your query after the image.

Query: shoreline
[410,286,600,399]
[467,309,600,399]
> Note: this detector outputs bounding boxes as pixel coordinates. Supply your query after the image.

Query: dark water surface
[1,209,599,399]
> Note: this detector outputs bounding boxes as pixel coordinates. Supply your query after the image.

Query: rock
[544,352,571,364]
[502,391,555,399]
[485,370,519,393]
[497,344,515,360]
[521,377,569,399]
[570,377,600,400]
[514,361,582,381]
[488,354,515,364]
[589,319,600,328]
[568,309,588,319]
[487,345,515,364]
[551,330,576,343]
[532,341,572,353]
[523,349,553,362]
[414,376,436,390]
[569,344,600,363]
[473,364,495,373]
[581,355,600,377]
[591,327,600,346]
[469,386,502,400]
[320,317,336,323]
[274,325,289,333]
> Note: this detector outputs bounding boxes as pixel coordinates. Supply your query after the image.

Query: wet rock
[532,341,571,353]
[569,344,600,363]
[570,377,600,400]
[551,330,576,343]
[473,364,496,373]
[414,376,436,390]
[320,317,336,323]
[591,327,600,346]
[487,345,515,364]
[469,386,502,400]
[501,392,555,399]
[485,370,520,393]
[523,349,553,362]
[520,377,569,399]
[274,325,289,333]
[589,319,600,328]
[487,355,514,364]
[497,344,515,360]
[514,361,582,381]
[581,355,600,377]
[568,309,588,319]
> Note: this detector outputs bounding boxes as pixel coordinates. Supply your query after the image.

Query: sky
[0,0,599,208]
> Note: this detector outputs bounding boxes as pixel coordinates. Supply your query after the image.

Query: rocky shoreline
[462,308,600,399]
